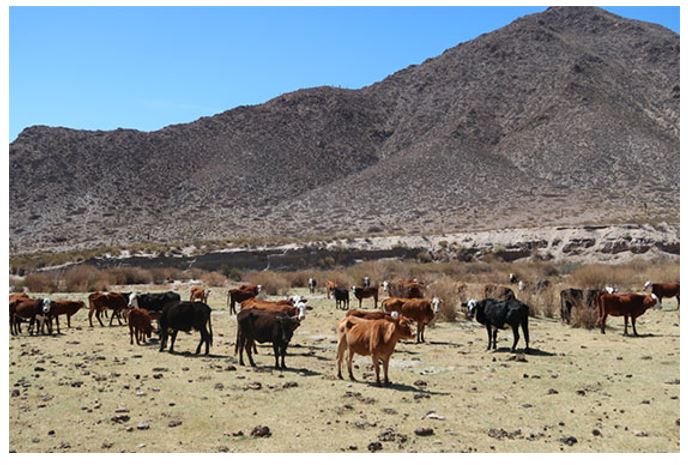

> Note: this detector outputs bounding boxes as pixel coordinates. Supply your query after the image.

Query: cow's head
[351,285,358,292]
[256,285,263,293]
[41,298,52,314]
[465,299,479,319]
[605,286,618,294]
[204,289,211,298]
[289,295,305,305]
[382,281,389,292]
[643,281,652,291]
[388,312,414,341]
[276,314,301,342]
[431,297,442,314]
[128,292,139,308]
[650,293,661,309]
[518,281,526,291]
[295,301,308,320]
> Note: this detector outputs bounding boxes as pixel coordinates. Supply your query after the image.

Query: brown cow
[190,286,211,304]
[89,292,128,327]
[484,284,515,301]
[11,298,52,335]
[50,300,85,333]
[336,313,415,385]
[345,309,393,321]
[382,297,441,343]
[643,281,679,309]
[9,293,31,334]
[352,285,379,308]
[598,293,660,336]
[227,285,261,315]
[128,308,153,345]
[10,292,29,304]
[325,280,337,299]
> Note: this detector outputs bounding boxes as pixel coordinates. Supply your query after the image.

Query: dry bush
[149,267,183,285]
[242,271,290,295]
[427,277,458,322]
[567,260,676,291]
[282,270,315,288]
[199,272,226,287]
[9,276,24,293]
[571,305,599,330]
[348,261,393,287]
[320,270,352,288]
[107,267,154,285]
[518,286,558,319]
[63,265,111,292]
[23,272,60,293]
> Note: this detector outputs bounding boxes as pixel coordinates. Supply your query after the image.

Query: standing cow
[308,278,317,294]
[235,309,301,369]
[643,281,679,309]
[598,293,660,336]
[158,301,213,355]
[465,298,530,352]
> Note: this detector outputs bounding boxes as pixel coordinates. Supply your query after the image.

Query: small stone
[47,430,55,436]
[592,429,602,437]
[225,365,237,371]
[111,415,130,424]
[414,427,434,436]
[560,436,577,446]
[635,431,649,437]
[214,383,224,390]
[247,382,262,390]
[413,380,427,388]
[547,388,559,395]
[218,446,230,453]
[283,381,298,389]
[367,441,383,452]
[101,441,114,449]
[168,420,182,428]
[250,425,271,437]
[11,389,20,397]
[136,422,150,430]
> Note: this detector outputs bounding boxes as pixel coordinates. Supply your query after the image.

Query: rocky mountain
[9,6,679,253]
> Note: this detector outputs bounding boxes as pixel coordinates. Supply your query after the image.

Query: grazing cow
[336,312,415,385]
[387,279,425,298]
[362,276,371,288]
[484,284,515,301]
[352,286,379,308]
[598,293,660,336]
[235,309,301,369]
[159,301,213,355]
[227,286,261,315]
[308,278,317,294]
[643,281,679,309]
[345,309,393,320]
[128,308,153,345]
[50,300,85,333]
[333,287,350,310]
[11,298,52,336]
[190,286,211,304]
[325,280,337,299]
[466,298,530,352]
[129,292,181,321]
[89,292,129,327]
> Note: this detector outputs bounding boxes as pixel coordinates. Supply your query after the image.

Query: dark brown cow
[643,281,679,309]
[128,308,153,345]
[352,286,379,308]
[50,300,85,333]
[484,284,516,301]
[235,309,301,369]
[89,292,129,327]
[559,288,611,325]
[11,298,52,335]
[383,297,441,343]
[227,285,261,315]
[598,293,660,336]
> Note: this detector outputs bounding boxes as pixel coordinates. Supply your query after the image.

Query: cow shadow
[365,382,449,396]
[251,366,322,377]
[425,340,463,348]
[165,350,233,359]
[492,347,556,356]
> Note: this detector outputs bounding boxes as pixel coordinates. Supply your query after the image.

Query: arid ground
[9,285,680,452]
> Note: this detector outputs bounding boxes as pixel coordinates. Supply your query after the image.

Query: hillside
[9,6,679,253]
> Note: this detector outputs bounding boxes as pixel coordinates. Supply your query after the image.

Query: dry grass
[242,271,290,295]
[63,265,110,292]
[569,260,679,291]
[571,305,599,330]
[426,277,458,322]
[23,272,60,293]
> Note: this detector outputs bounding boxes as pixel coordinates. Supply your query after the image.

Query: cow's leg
[159,328,167,352]
[631,316,639,337]
[245,339,257,367]
[382,355,391,385]
[623,315,629,336]
[96,309,105,327]
[67,314,72,328]
[372,354,381,386]
[485,325,492,351]
[336,338,347,379]
[416,322,423,343]
[130,325,134,345]
[280,344,287,369]
[169,330,178,353]
[492,328,499,350]
[600,313,607,334]
[252,341,258,354]
[510,326,520,352]
[197,326,210,355]
[347,351,356,381]
[522,317,530,352]
[237,333,245,365]
[273,342,280,369]
[374,296,378,309]
[88,307,95,327]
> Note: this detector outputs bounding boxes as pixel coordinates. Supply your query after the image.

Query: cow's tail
[207,309,214,347]
[234,323,240,355]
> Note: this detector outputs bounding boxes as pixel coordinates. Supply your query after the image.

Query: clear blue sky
[9,6,680,142]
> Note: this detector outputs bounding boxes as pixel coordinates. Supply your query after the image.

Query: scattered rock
[560,436,578,446]
[413,380,427,388]
[225,365,237,371]
[348,444,358,451]
[218,446,230,453]
[247,382,262,390]
[101,441,114,449]
[168,420,182,428]
[47,430,55,436]
[507,354,527,362]
[635,431,649,437]
[547,388,559,395]
[214,383,224,390]
[11,389,20,397]
[382,408,398,415]
[592,429,602,437]
[251,425,271,438]
[59,441,71,449]
[368,441,383,452]
[487,428,522,440]
[424,411,446,421]
[414,427,434,436]
[378,428,397,442]
[111,415,130,424]
[136,422,150,430]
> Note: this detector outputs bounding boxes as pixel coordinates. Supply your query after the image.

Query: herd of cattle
[8,275,680,386]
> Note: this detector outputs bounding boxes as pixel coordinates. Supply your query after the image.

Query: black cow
[308,278,317,294]
[129,291,181,318]
[235,309,301,369]
[158,301,213,355]
[352,286,379,308]
[465,298,530,352]
[333,287,350,310]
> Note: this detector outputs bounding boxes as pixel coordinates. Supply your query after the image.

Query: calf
[352,285,379,308]
[336,312,415,385]
[484,284,515,301]
[50,300,85,333]
[466,298,530,352]
[235,309,301,369]
[190,286,211,304]
[128,308,153,345]
[308,278,317,294]
[159,301,213,355]
[643,281,679,309]
[598,293,659,336]
[325,280,337,299]
[333,287,350,310]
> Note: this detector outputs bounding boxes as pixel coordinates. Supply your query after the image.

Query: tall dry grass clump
[569,260,679,291]
[108,267,154,285]
[571,305,599,330]
[518,286,558,319]
[427,277,458,322]
[23,272,60,293]
[242,271,290,295]
[199,272,227,287]
[63,265,110,292]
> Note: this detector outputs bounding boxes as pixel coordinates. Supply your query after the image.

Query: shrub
[571,305,599,330]
[427,277,458,322]
[219,265,242,282]
[199,272,227,287]
[107,267,153,285]
[242,271,290,295]
[23,272,60,293]
[64,265,110,292]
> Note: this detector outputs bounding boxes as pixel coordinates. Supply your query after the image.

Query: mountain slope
[9,6,679,252]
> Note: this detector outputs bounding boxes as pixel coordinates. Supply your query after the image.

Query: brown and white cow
[643,281,679,309]
[227,284,262,315]
[190,286,211,304]
[325,280,337,299]
[382,297,441,343]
